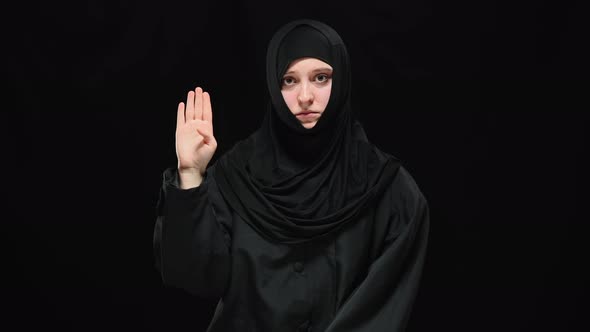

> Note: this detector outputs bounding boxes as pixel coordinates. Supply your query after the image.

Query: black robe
[153,160,429,331]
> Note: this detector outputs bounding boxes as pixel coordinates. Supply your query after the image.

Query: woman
[154,19,429,332]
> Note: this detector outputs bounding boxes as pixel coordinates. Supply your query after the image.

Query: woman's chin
[301,121,318,129]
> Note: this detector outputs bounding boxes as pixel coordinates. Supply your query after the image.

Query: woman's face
[280,57,333,129]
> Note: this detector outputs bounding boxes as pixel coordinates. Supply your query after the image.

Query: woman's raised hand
[175,87,217,188]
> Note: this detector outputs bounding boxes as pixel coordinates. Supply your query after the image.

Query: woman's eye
[316,74,330,82]
[282,77,295,85]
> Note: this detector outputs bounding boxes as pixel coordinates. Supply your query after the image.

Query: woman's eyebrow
[283,67,334,76]
[312,67,333,73]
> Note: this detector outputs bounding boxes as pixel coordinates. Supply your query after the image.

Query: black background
[11,0,588,331]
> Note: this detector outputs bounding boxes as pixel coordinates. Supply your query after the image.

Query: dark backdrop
[11,0,588,331]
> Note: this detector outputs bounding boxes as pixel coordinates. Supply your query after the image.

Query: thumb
[196,125,216,146]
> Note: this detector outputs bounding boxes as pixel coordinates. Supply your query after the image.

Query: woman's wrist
[178,167,204,189]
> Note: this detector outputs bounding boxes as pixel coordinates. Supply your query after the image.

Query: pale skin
[280,57,333,129]
[176,87,216,189]
[176,58,332,189]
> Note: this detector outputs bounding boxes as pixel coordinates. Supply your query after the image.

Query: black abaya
[154,162,428,331]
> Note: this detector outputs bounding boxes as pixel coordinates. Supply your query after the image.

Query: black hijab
[213,19,401,244]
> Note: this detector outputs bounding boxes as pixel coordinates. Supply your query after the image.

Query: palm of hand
[175,87,217,175]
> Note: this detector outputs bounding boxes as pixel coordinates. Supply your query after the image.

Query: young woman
[154,19,429,332]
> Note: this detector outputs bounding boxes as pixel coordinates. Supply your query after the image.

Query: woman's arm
[153,167,231,299]
[153,86,229,298]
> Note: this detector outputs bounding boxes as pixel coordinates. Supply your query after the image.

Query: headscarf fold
[213,19,401,244]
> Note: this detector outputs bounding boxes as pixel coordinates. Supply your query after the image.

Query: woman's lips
[296,112,319,120]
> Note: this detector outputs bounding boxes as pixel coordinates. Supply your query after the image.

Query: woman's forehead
[285,57,333,72]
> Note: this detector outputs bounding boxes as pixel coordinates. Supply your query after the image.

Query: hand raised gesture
[175,87,217,187]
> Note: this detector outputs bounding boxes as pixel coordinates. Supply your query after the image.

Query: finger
[203,91,213,125]
[177,102,185,126]
[195,87,203,120]
[186,90,195,120]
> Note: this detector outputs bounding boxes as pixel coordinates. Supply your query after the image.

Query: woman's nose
[297,83,314,105]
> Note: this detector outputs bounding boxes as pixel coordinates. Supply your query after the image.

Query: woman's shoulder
[350,120,426,211]
[386,165,428,225]
[391,166,426,203]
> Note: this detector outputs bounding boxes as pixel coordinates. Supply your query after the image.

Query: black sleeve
[153,167,232,299]
[325,167,430,332]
